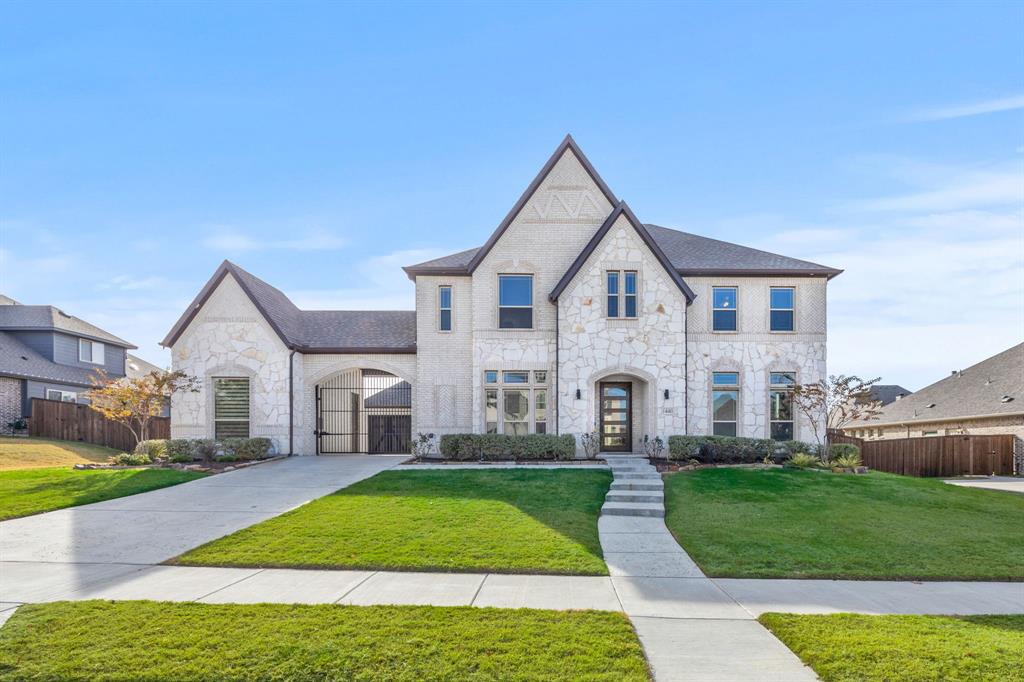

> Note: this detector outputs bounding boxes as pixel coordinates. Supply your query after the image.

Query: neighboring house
[0,296,136,431]
[163,136,842,455]
[126,353,165,379]
[869,384,912,407]
[846,343,1023,440]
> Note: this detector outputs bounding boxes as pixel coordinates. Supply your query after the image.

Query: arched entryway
[316,369,411,454]
[589,369,655,454]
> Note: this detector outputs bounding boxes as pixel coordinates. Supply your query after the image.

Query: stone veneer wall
[0,377,21,435]
[557,215,689,452]
[170,274,293,452]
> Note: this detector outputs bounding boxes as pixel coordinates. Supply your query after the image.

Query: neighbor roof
[0,331,104,387]
[858,343,1024,426]
[126,353,165,379]
[161,261,417,353]
[0,305,135,348]
[404,224,841,281]
[869,384,912,406]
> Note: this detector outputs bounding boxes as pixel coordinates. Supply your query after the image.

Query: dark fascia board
[0,370,95,387]
[678,268,844,280]
[402,267,471,281]
[549,201,697,304]
[296,346,417,355]
[2,327,137,350]
[463,134,619,275]
[160,261,295,350]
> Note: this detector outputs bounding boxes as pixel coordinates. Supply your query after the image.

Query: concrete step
[601,501,665,518]
[615,473,662,481]
[605,491,664,504]
[609,467,657,475]
[610,481,663,491]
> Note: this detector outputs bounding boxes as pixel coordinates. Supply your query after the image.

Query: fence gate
[315,369,411,454]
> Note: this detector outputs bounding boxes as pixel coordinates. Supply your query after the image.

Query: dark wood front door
[600,382,632,452]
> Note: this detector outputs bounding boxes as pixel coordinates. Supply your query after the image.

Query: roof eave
[402,266,472,281]
[677,268,843,279]
[1,326,137,349]
[295,346,417,355]
[848,410,1024,429]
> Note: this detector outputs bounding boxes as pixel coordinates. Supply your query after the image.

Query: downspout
[555,304,560,436]
[288,350,295,456]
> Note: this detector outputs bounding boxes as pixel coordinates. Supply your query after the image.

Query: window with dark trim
[712,287,737,331]
[498,275,533,329]
[712,372,739,436]
[214,377,250,439]
[770,287,795,331]
[606,270,638,319]
[438,285,452,331]
[483,370,548,435]
[769,372,795,441]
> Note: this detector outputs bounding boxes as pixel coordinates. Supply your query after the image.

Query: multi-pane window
[606,270,638,318]
[770,287,795,331]
[438,285,452,331]
[79,339,105,365]
[214,377,250,439]
[498,275,533,328]
[482,369,548,434]
[46,389,77,402]
[769,372,795,441]
[712,287,737,331]
[712,372,739,436]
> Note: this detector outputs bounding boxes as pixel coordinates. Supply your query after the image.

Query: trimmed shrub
[668,435,782,464]
[234,437,272,460]
[219,438,247,458]
[133,439,167,459]
[439,433,576,461]
[215,454,239,463]
[191,439,219,463]
[165,439,193,462]
[110,452,152,466]
[778,440,821,457]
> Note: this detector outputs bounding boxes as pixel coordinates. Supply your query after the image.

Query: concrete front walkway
[944,476,1024,494]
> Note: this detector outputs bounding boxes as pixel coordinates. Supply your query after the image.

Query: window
[483,370,549,434]
[711,372,739,436]
[922,430,938,437]
[46,389,77,402]
[79,339,105,365]
[712,287,737,331]
[769,372,795,441]
[770,287,795,332]
[438,286,452,331]
[213,377,250,439]
[498,275,533,328]
[606,270,638,319]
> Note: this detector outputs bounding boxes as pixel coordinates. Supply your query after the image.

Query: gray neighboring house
[126,353,165,379]
[869,384,912,406]
[0,296,136,432]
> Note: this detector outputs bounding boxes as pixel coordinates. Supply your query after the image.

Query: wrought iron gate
[315,369,411,454]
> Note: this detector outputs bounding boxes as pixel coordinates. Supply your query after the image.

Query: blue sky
[1,1,1021,390]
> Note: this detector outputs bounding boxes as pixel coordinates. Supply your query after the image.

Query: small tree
[791,375,884,456]
[86,369,200,448]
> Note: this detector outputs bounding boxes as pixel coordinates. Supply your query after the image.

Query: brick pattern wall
[0,377,21,435]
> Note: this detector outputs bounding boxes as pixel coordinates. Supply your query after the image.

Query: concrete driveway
[0,455,404,601]
[944,476,1024,494]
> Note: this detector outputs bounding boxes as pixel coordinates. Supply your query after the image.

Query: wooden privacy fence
[830,431,1015,477]
[29,398,170,452]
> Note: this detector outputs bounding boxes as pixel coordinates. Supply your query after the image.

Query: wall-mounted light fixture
[575,388,582,400]
[664,389,670,400]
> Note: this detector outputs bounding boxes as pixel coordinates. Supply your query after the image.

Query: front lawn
[663,468,1024,580]
[760,613,1024,682]
[0,436,118,470]
[0,467,206,520]
[0,600,650,681]
[175,469,611,575]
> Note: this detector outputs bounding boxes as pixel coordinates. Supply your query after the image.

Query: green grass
[760,613,1024,682]
[0,467,206,520]
[0,436,119,470]
[175,469,611,575]
[0,600,650,681]
[663,468,1024,580]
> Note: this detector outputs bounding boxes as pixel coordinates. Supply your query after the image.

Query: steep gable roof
[0,304,136,348]
[549,202,696,303]
[860,343,1023,426]
[403,135,618,280]
[161,261,416,353]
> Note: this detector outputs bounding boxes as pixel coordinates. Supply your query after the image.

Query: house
[869,384,912,406]
[162,136,842,455]
[0,296,137,432]
[126,353,165,379]
[845,343,1024,440]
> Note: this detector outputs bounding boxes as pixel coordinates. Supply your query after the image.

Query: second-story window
[438,285,452,331]
[607,271,638,318]
[498,274,533,329]
[712,287,737,331]
[79,339,105,365]
[770,287,795,331]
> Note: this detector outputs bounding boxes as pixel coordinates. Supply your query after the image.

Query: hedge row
[438,434,576,461]
[139,437,274,463]
[667,436,821,464]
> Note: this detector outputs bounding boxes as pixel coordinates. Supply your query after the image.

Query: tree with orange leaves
[85,369,200,448]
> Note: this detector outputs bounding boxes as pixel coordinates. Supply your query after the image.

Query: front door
[600,382,632,452]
